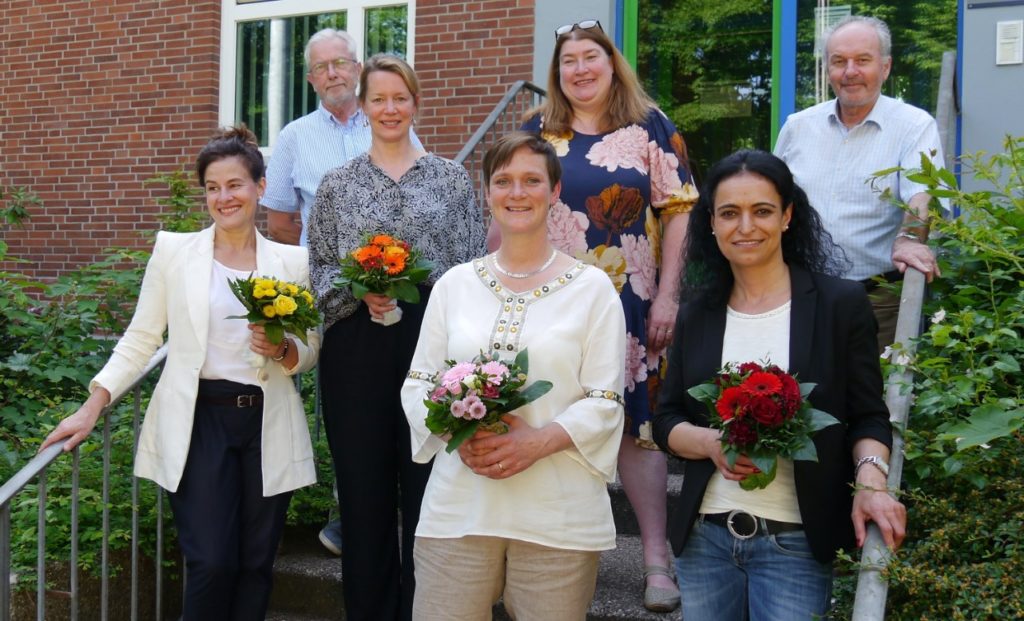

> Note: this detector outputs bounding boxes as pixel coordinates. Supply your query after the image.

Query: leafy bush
[834,136,1024,618]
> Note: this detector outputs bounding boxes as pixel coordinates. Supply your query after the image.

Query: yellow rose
[262,304,277,318]
[273,295,298,316]
[255,278,276,291]
[287,283,299,296]
[301,290,314,304]
[253,286,272,299]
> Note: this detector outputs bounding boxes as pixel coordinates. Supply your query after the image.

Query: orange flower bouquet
[334,233,434,325]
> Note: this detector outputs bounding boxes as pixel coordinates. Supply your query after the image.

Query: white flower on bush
[881,345,913,366]
[931,308,947,324]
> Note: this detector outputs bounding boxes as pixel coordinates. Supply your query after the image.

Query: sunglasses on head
[554,19,603,38]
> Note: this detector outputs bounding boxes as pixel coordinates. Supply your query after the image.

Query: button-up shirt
[774,95,943,281]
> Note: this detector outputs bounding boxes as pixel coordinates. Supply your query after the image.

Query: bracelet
[855,455,889,477]
[271,338,289,362]
[894,231,920,242]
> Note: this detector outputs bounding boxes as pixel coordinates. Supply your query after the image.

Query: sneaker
[318,518,342,556]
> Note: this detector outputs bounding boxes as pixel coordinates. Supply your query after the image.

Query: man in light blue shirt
[262,29,420,246]
[775,16,942,348]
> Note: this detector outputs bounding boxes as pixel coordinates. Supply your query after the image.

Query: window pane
[365,5,408,58]
[638,0,772,179]
[235,11,348,146]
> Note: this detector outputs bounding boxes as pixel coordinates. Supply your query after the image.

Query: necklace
[491,249,558,279]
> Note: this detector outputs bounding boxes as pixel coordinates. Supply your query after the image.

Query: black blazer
[652,265,892,564]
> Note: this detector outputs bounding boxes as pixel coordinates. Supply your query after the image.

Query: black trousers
[320,297,433,621]
[168,379,292,621]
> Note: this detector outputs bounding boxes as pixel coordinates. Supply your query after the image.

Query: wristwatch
[855,455,890,477]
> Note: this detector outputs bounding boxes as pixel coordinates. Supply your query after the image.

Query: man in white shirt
[775,15,943,348]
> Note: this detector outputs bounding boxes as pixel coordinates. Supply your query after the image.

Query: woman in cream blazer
[42,126,319,620]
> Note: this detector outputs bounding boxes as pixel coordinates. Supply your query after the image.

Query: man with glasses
[261,28,421,556]
[262,28,421,246]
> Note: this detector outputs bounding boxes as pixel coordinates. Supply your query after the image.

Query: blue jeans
[675,517,833,621]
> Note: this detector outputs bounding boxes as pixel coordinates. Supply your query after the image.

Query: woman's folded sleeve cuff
[554,390,625,482]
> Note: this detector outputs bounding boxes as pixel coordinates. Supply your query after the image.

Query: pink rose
[430,386,448,402]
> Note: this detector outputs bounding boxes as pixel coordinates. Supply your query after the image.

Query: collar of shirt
[316,103,368,131]
[826,95,894,134]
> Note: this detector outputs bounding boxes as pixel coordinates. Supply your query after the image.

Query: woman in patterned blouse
[307,54,486,621]
[515,19,700,612]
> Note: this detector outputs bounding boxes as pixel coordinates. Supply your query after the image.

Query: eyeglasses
[554,19,603,38]
[309,57,358,76]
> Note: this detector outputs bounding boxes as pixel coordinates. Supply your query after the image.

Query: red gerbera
[716,386,748,421]
[741,372,783,397]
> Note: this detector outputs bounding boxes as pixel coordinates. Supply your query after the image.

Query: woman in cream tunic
[402,132,626,620]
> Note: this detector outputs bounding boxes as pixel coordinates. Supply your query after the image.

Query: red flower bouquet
[687,361,839,490]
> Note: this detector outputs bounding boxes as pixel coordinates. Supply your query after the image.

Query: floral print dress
[524,109,698,447]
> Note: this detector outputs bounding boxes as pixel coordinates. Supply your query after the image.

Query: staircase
[265,461,686,620]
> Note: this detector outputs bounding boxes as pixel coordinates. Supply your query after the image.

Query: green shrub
[835,136,1024,618]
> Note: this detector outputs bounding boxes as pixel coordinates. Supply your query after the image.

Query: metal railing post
[71,448,79,621]
[1,503,11,621]
[852,268,927,620]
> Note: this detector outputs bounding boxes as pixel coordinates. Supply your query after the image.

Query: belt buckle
[726,509,758,540]
[236,394,256,408]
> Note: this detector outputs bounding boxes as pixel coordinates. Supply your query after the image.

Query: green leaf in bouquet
[424,405,449,435]
[446,421,480,454]
[688,383,719,403]
[513,349,530,374]
[350,281,370,300]
[402,264,434,282]
[515,380,552,406]
[805,407,840,432]
[290,327,310,346]
[790,436,820,462]
[739,456,778,491]
[388,279,421,304]
[264,323,285,345]
[798,382,817,399]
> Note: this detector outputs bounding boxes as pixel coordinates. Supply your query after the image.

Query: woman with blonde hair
[308,54,486,621]
[513,19,699,612]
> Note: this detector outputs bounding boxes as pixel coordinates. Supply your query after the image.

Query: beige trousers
[412,535,600,621]
[869,284,901,353]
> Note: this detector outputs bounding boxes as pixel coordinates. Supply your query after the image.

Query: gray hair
[304,28,359,67]
[825,15,892,59]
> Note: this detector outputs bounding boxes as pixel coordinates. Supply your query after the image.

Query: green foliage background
[0,178,334,587]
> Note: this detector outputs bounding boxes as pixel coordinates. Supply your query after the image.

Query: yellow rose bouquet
[227,275,321,357]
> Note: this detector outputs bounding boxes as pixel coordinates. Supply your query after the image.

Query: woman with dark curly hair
[653,150,906,620]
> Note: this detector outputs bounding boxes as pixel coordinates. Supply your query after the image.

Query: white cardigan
[91,226,319,496]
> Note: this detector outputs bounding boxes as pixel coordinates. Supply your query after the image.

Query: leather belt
[196,393,264,409]
[701,510,803,540]
[860,269,903,293]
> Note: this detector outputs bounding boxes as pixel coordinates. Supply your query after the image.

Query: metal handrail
[454,80,546,217]
[0,344,169,621]
[852,268,927,620]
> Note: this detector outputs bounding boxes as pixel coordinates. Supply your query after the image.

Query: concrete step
[268,533,678,620]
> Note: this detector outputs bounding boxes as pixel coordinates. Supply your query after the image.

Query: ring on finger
[497,462,504,472]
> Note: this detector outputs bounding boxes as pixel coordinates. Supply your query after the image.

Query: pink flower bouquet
[422,350,552,453]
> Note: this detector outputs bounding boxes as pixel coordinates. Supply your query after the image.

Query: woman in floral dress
[518,19,698,612]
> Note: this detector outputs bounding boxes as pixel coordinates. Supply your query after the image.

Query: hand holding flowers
[334,234,434,325]
[227,275,321,366]
[687,361,839,490]
[422,350,553,454]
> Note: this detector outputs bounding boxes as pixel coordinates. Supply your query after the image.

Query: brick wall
[0,0,219,279]
[0,0,535,281]
[414,0,536,159]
